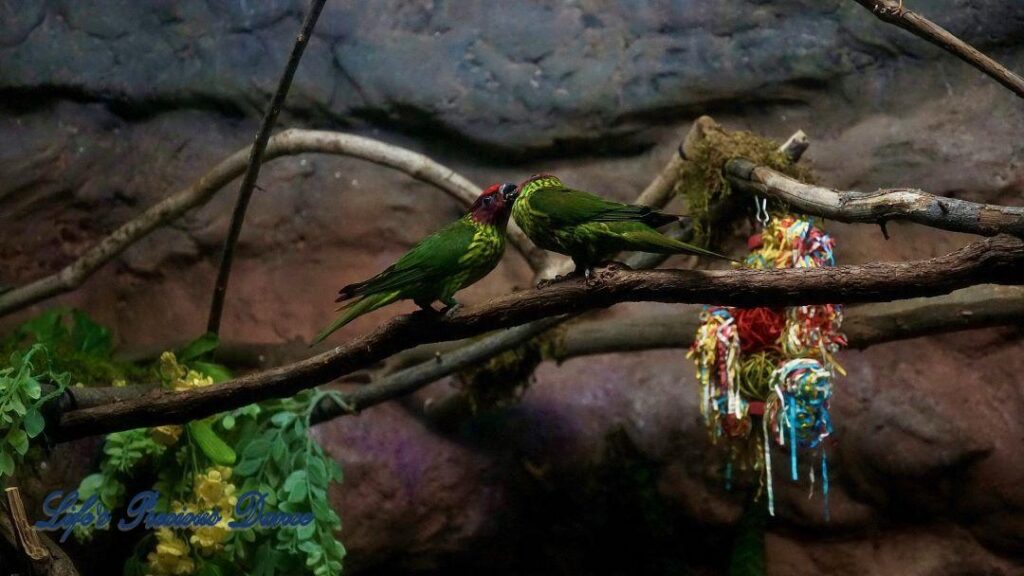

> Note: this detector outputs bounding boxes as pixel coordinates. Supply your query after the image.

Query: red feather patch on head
[470,184,511,225]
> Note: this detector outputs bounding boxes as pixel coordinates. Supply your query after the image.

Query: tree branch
[725,158,1024,238]
[851,0,1024,99]
[48,235,1024,441]
[308,316,567,425]
[554,284,1024,359]
[207,0,328,334]
[58,282,1024,423]
[306,283,1024,426]
[0,130,545,318]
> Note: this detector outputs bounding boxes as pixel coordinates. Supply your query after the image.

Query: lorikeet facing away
[313,183,519,345]
[511,174,732,277]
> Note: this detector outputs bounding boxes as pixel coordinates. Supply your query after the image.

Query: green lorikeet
[313,183,519,344]
[511,174,731,276]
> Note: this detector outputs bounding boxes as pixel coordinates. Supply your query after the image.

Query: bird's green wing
[337,219,477,301]
[529,187,676,228]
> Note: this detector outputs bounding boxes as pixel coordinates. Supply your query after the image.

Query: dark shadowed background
[1,1,1023,574]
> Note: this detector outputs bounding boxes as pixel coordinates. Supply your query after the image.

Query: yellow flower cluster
[189,466,238,555]
[159,352,215,392]
[144,466,239,575]
[146,528,195,576]
[150,353,215,446]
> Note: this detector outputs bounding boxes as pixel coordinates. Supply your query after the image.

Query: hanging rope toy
[688,214,844,519]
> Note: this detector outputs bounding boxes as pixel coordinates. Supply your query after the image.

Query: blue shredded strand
[822,448,830,522]
[788,395,798,481]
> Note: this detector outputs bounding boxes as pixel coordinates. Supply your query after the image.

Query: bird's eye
[483,196,493,205]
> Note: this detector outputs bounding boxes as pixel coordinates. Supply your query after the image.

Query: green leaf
[271,438,287,467]
[251,542,277,576]
[78,473,105,498]
[196,562,224,576]
[23,377,41,400]
[0,451,14,476]
[271,412,296,428]
[123,554,147,576]
[311,499,335,524]
[284,471,308,503]
[18,309,66,347]
[192,361,232,383]
[308,459,327,487]
[242,438,271,460]
[23,409,44,438]
[233,457,261,477]
[7,428,29,455]
[296,521,316,541]
[71,310,113,357]
[220,414,236,431]
[7,396,25,416]
[179,333,220,362]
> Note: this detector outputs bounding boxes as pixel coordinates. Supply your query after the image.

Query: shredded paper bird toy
[689,214,846,518]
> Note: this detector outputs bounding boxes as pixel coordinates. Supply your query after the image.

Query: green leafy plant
[227,390,346,576]
[0,344,69,478]
[0,308,147,385]
[62,331,346,576]
[1,309,346,575]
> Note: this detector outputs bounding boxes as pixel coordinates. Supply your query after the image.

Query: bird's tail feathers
[622,230,738,262]
[335,280,368,303]
[312,290,401,345]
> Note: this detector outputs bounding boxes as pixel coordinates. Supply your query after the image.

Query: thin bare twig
[851,0,1024,99]
[48,234,1024,441]
[207,0,329,334]
[0,130,545,318]
[725,159,1024,238]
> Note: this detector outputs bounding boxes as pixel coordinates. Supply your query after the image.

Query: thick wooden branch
[48,235,1024,441]
[851,0,1024,99]
[0,130,546,318]
[322,283,1024,426]
[725,159,1024,238]
[556,284,1024,359]
[207,0,328,334]
[61,282,1024,425]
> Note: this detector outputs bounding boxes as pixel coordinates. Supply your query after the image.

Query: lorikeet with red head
[511,174,731,277]
[313,183,518,344]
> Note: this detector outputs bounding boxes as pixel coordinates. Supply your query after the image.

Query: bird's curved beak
[500,183,519,202]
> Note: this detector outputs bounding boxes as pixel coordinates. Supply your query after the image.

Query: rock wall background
[1,1,1023,574]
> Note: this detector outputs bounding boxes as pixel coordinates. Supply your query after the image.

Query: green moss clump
[456,326,566,412]
[676,127,814,246]
[0,309,149,386]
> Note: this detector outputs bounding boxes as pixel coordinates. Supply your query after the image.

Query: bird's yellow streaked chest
[452,222,503,289]
[512,189,562,250]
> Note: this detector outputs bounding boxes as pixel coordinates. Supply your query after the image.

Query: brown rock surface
[1,1,1023,574]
